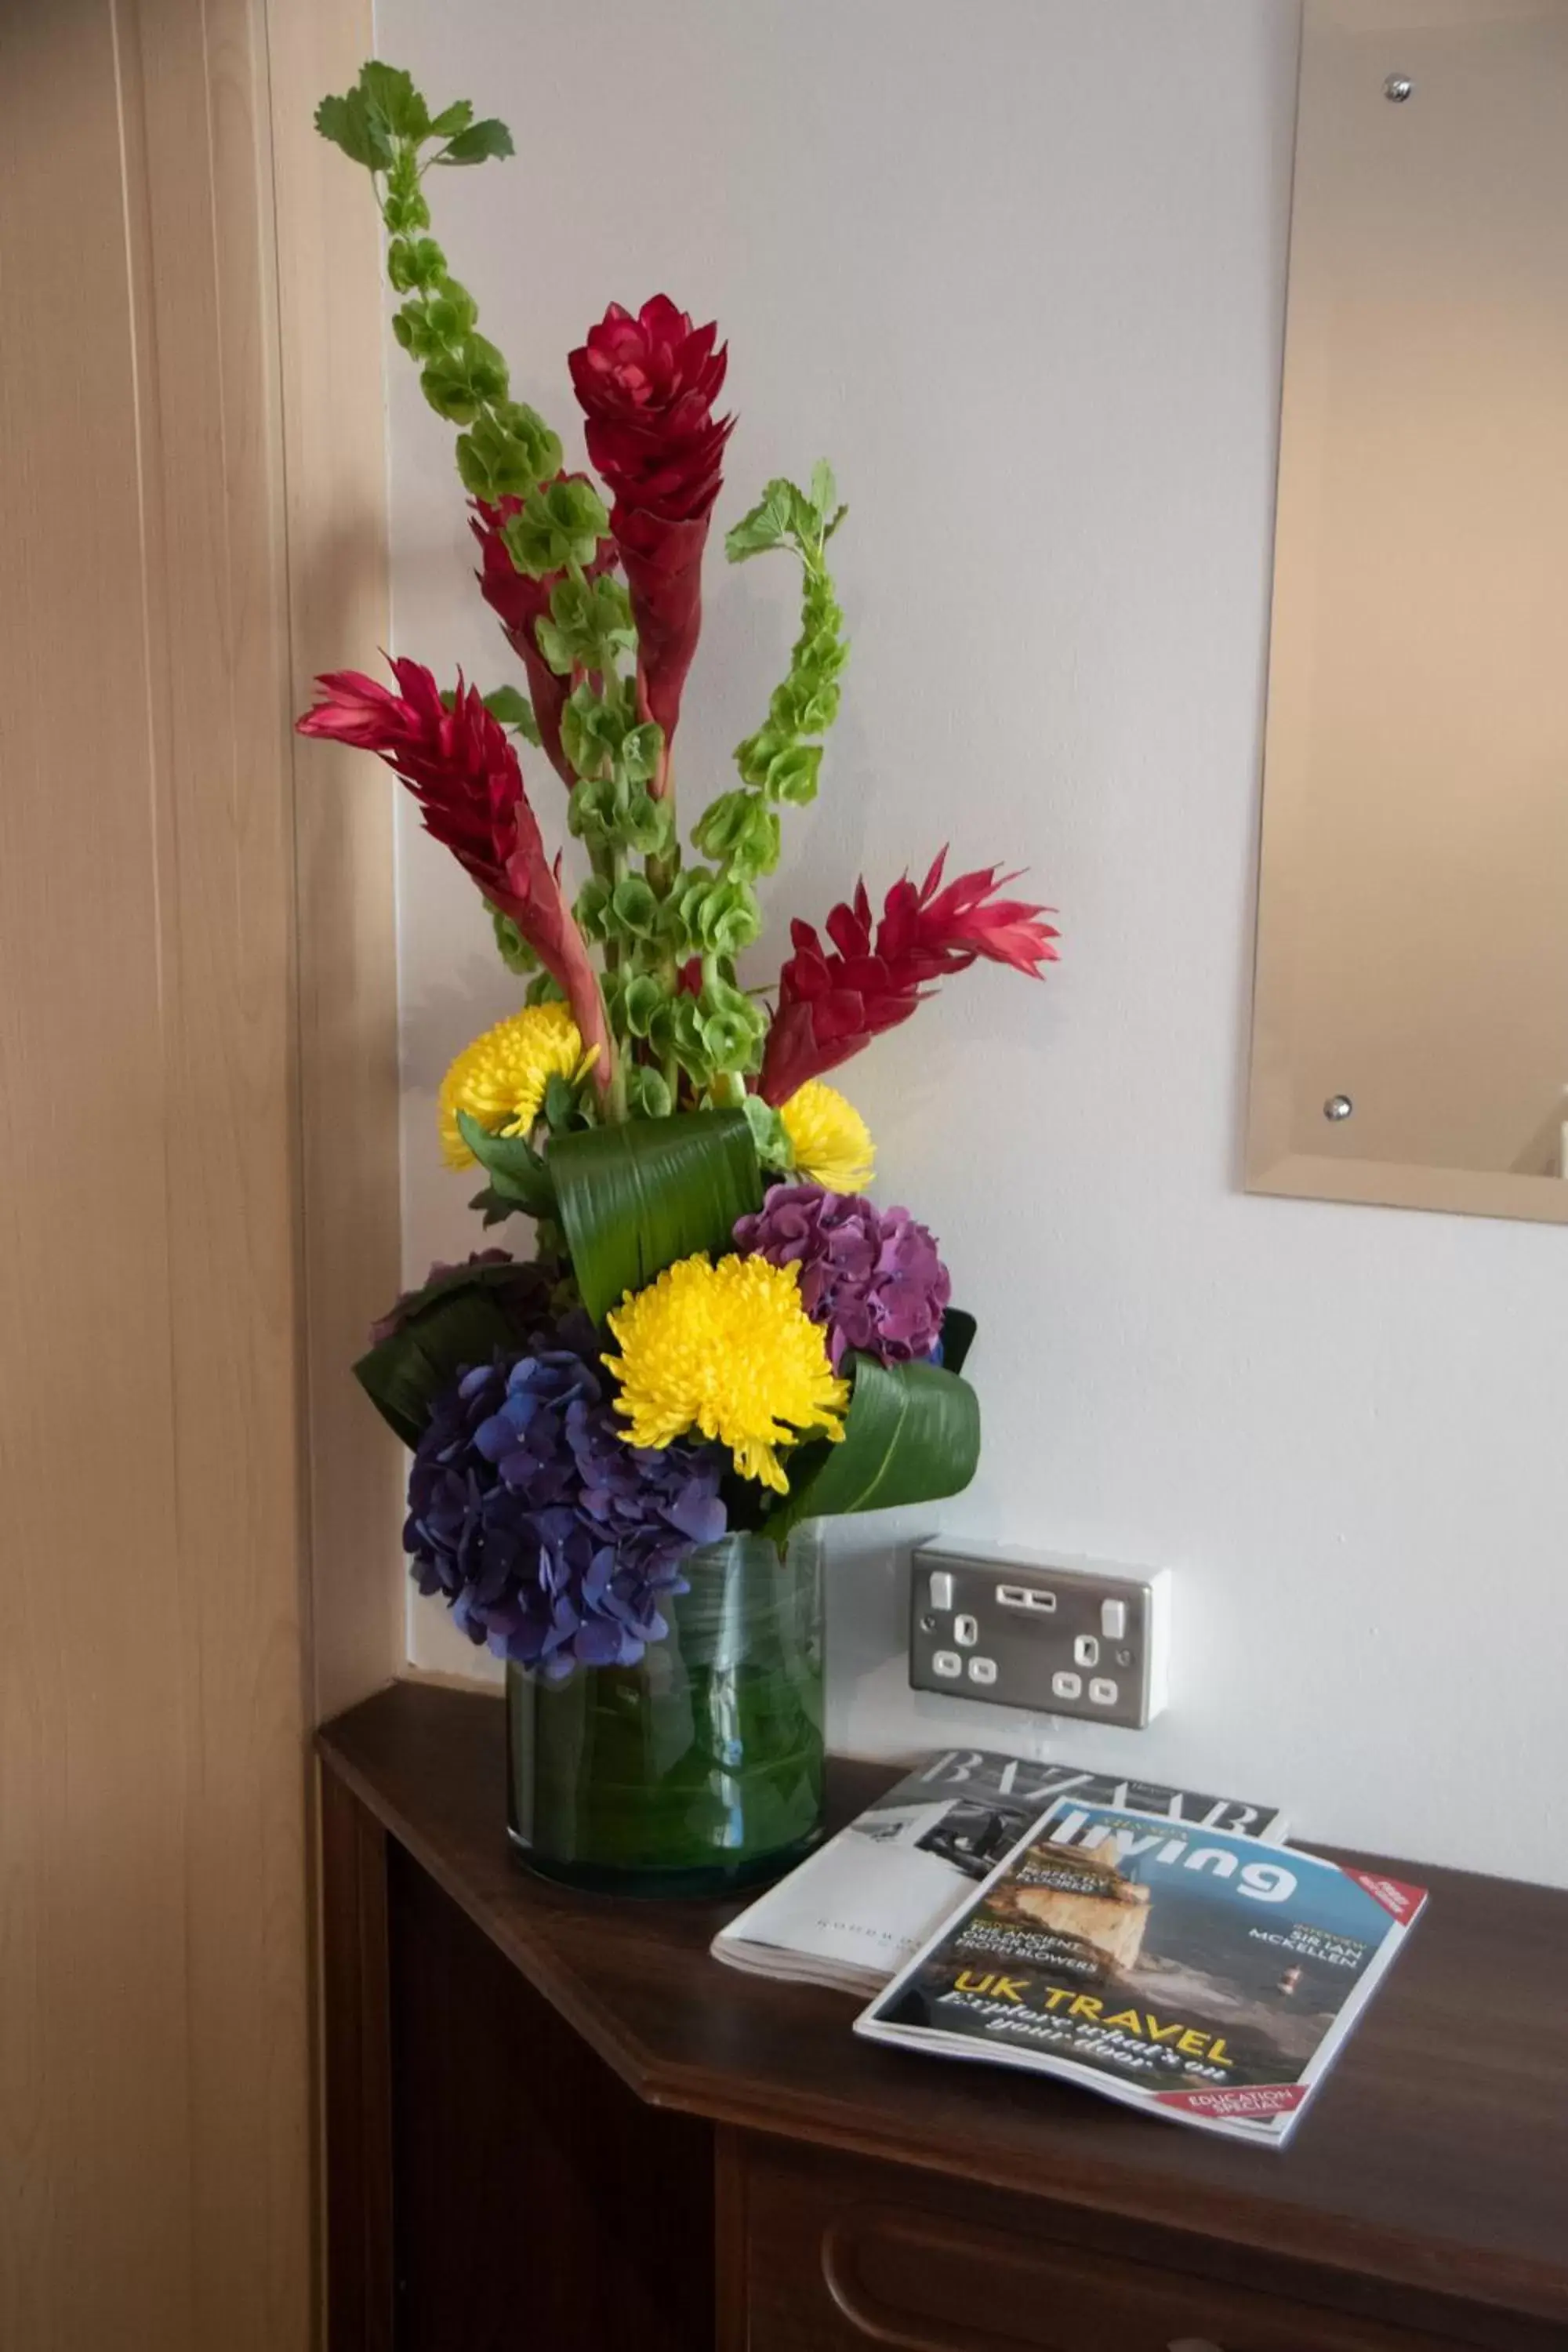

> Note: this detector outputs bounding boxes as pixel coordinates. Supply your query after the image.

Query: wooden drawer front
[729,2139,1513,2352]
[822,2210,1463,2352]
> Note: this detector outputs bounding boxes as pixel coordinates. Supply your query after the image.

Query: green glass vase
[506,1524,827,1896]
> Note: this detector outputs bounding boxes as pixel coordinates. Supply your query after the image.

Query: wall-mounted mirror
[1247,0,1568,1222]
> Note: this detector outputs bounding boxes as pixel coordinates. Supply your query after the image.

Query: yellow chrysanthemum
[438,1002,589,1170]
[779,1080,876,1192]
[604,1254,850,1494]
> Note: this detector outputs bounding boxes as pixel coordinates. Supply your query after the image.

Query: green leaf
[542,1073,579,1134]
[532,619,575,678]
[619,720,662,785]
[572,874,612,942]
[764,1356,981,1546]
[691,788,782,883]
[698,975,767,1072]
[662,867,717,956]
[423,280,478,343]
[700,1005,762,1069]
[620,786,673,858]
[435,117,516,165]
[505,476,611,579]
[666,996,715,1084]
[691,788,749,858]
[561,684,623,782]
[385,143,421,195]
[457,1110,557,1218]
[938,1306,977,1377]
[538,572,636,677]
[732,725,787,789]
[547,1110,764,1324]
[724,479,797,563]
[482,686,542,746]
[594,573,635,637]
[314,90,389,170]
[620,975,666,1039]
[430,99,474,138]
[770,675,840,736]
[387,235,448,294]
[457,403,562,501]
[610,874,659,939]
[566,775,617,847]
[624,1065,674,1120]
[487,902,538,975]
[764,742,823,807]
[809,459,838,526]
[353,1261,528,1447]
[358,61,430,140]
[420,332,510,423]
[392,299,437,358]
[470,1184,532,1229]
[692,878,762,957]
[741,1093,792,1170]
[382,188,431,235]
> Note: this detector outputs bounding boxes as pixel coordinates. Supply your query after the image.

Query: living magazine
[855,1799,1426,2147]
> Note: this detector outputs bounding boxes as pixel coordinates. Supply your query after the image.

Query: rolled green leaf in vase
[507,1530,826,1896]
[303,60,1059,1893]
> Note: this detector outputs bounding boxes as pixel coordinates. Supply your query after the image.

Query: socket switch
[909,1541,1170,1727]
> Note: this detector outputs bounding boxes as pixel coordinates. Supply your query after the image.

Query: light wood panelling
[0,0,399,2342]
[0,11,201,2337]
[268,0,405,1727]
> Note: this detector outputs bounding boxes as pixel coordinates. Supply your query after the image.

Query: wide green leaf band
[762,1354,981,1547]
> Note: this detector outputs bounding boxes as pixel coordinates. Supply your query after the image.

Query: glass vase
[506,1523,826,1896]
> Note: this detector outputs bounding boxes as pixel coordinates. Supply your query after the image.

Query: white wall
[382,0,1568,1886]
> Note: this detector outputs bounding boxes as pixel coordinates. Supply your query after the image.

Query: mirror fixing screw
[1324,1094,1354,1122]
[1384,74,1414,101]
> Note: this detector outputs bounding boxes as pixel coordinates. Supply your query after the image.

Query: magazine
[712,1750,1287,1995]
[855,1800,1427,2147]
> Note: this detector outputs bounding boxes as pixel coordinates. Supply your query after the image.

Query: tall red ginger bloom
[569,296,734,793]
[296,657,613,1089]
[469,481,618,792]
[758,851,1059,1105]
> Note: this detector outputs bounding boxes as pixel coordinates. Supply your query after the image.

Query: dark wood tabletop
[318,1679,1568,2334]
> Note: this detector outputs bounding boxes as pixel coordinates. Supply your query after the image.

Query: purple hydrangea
[734,1184,952,1370]
[404,1316,727,1679]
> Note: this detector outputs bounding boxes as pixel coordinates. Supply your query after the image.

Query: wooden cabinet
[318,1686,1568,2352]
[727,2136,1541,2352]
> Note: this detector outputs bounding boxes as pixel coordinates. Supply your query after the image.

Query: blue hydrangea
[404,1319,727,1679]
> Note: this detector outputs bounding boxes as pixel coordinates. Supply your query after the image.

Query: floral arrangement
[302,65,1058,1682]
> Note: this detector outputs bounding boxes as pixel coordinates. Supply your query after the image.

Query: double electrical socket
[908,1540,1171,1728]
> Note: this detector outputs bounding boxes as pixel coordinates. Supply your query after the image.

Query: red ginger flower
[470,481,618,792]
[569,296,735,790]
[296,658,612,1089]
[758,851,1059,1105]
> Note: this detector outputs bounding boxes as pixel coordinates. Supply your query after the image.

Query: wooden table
[318,1681,1568,2351]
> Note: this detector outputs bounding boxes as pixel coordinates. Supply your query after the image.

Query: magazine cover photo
[858,1802,1427,2146]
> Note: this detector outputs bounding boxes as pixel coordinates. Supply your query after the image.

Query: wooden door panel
[0,0,397,2343]
[0,5,203,2340]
